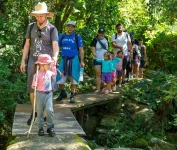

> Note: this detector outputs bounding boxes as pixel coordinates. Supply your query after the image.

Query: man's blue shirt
[58,32,83,57]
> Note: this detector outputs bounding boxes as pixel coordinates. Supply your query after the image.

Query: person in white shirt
[91,28,108,92]
[111,23,132,83]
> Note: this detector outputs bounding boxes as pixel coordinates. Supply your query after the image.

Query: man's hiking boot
[69,95,75,103]
[27,112,37,126]
[38,128,44,136]
[47,127,56,137]
[56,93,67,101]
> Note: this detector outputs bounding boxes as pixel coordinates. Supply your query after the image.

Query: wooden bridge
[12,92,121,136]
[10,91,121,150]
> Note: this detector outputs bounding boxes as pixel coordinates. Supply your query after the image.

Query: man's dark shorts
[140,59,145,68]
[122,56,128,70]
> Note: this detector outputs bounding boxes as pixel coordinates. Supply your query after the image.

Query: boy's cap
[35,54,54,64]
[67,21,76,27]
[98,28,105,33]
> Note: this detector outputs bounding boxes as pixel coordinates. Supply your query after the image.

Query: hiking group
[20,2,146,137]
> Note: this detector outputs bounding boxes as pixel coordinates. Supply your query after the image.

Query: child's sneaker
[118,84,122,88]
[112,86,116,91]
[104,90,109,95]
[47,127,56,137]
[38,128,44,136]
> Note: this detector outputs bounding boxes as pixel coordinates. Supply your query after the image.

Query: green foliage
[97,115,162,148]
[122,71,177,127]
[0,61,28,123]
[173,114,177,126]
[145,32,177,73]
[148,0,177,25]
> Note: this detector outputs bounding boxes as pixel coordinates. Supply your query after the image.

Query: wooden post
[76,109,84,127]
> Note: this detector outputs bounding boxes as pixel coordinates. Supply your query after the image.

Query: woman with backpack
[91,28,109,93]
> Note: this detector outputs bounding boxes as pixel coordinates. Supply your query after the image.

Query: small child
[110,52,120,91]
[132,39,141,78]
[96,52,113,94]
[116,51,123,87]
[32,54,56,137]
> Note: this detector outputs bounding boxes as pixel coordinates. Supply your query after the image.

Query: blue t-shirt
[96,58,113,73]
[58,32,83,57]
[111,56,120,71]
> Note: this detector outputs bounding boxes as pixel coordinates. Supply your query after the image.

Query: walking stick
[26,65,39,137]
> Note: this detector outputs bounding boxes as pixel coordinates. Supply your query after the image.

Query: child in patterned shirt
[116,51,123,87]
[32,54,60,137]
[110,52,120,91]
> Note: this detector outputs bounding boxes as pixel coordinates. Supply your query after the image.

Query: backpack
[59,33,79,51]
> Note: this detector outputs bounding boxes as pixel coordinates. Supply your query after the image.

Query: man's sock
[71,92,75,97]
[61,90,66,94]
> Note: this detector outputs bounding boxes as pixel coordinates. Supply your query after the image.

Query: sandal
[104,90,109,95]
[94,89,100,93]
[101,88,106,92]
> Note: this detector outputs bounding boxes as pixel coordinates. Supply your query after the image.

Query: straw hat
[35,54,54,64]
[30,2,54,18]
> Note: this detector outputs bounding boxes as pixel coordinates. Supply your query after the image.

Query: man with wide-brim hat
[20,2,59,127]
[29,2,54,18]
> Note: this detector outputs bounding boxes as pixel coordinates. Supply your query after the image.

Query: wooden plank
[12,106,85,136]
[54,92,122,111]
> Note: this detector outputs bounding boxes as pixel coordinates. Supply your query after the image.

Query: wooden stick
[26,65,39,137]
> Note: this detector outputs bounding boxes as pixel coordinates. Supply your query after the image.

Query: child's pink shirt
[32,66,56,92]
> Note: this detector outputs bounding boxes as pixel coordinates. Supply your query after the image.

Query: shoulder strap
[115,33,117,39]
[26,22,35,63]
[49,23,55,37]
[59,33,66,47]
[126,32,129,39]
[29,22,35,40]
[75,33,79,51]
[96,37,107,50]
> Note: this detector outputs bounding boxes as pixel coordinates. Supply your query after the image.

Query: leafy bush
[96,115,162,148]
[122,71,177,128]
[0,61,28,123]
[145,31,177,74]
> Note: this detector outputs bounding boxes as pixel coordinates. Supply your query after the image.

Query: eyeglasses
[37,29,42,38]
